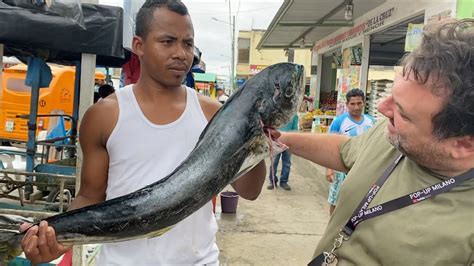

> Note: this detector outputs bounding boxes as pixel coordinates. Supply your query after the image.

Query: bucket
[220,191,239,213]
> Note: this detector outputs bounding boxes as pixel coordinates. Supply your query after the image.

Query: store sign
[404,23,424,52]
[363,8,396,34]
[249,65,267,75]
[2,63,18,69]
[195,82,210,90]
[315,7,396,51]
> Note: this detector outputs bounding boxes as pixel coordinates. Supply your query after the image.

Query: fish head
[257,63,305,128]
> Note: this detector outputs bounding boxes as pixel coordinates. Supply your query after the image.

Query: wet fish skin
[0,62,305,261]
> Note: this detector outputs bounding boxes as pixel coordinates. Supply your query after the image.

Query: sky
[100,0,284,76]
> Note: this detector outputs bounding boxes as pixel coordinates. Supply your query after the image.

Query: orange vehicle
[0,64,105,142]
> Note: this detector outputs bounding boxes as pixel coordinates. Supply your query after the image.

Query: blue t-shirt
[279,114,299,132]
[329,113,375,137]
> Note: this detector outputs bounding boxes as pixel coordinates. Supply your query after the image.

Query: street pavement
[216,156,331,265]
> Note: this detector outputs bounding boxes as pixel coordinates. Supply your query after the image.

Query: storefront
[193,72,217,98]
[313,0,465,120]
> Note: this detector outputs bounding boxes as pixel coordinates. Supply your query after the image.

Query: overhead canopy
[257,0,387,50]
[369,14,424,66]
[193,73,217,83]
[0,1,129,67]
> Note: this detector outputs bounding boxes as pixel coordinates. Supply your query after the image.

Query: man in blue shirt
[268,114,299,190]
[327,89,374,214]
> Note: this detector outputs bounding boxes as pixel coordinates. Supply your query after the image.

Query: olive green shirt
[314,120,474,265]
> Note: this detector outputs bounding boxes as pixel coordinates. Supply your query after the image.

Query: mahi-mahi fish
[0,62,305,261]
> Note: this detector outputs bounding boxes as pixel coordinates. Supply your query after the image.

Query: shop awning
[257,0,387,50]
[0,1,128,67]
[193,73,216,83]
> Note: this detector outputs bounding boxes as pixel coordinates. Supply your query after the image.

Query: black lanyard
[309,154,474,266]
[342,155,473,236]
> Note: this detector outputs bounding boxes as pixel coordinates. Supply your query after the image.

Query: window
[238,38,250,64]
[6,78,31,93]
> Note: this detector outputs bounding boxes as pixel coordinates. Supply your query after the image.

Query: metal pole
[231,15,236,93]
[25,58,42,197]
[69,61,81,157]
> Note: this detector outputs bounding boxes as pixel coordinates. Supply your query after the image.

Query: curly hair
[135,0,189,39]
[401,18,474,139]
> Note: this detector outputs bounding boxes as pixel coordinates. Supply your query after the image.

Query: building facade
[236,30,312,91]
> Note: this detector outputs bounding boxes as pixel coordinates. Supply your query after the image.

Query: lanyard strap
[343,156,474,236]
[309,155,473,266]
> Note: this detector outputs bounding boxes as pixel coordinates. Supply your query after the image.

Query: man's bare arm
[21,99,117,264]
[70,100,116,209]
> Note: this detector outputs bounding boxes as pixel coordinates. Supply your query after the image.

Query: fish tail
[0,230,22,264]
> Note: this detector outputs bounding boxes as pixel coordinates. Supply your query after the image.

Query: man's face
[133,8,195,88]
[346,96,364,118]
[377,73,453,172]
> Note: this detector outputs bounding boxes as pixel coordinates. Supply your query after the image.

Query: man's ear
[132,36,144,57]
[450,135,474,160]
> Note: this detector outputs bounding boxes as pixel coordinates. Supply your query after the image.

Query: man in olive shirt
[278,19,474,264]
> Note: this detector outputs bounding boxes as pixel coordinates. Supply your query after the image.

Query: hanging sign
[249,65,268,75]
[195,82,210,90]
[404,23,424,52]
[315,7,396,52]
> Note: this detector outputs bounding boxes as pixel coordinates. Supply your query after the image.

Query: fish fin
[0,229,22,264]
[145,226,173,239]
[235,138,287,180]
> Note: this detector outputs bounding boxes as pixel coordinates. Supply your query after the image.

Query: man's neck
[429,168,473,179]
[350,114,363,121]
[135,77,183,99]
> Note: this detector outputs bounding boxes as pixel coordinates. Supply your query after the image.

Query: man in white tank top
[20,1,267,265]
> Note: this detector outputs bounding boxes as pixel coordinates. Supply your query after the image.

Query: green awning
[193,72,216,83]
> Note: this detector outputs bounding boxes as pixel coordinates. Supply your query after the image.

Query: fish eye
[285,87,294,97]
[257,99,268,111]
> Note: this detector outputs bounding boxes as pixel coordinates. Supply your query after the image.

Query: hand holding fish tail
[20,221,70,265]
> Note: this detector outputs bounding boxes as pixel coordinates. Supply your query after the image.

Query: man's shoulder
[92,94,119,114]
[81,95,119,144]
[196,91,222,121]
[333,113,348,124]
[335,112,348,120]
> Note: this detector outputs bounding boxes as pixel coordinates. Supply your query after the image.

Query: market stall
[257,0,470,128]
[194,72,217,98]
[312,0,463,121]
[0,0,127,211]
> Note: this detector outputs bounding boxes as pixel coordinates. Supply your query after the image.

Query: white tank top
[96,85,219,265]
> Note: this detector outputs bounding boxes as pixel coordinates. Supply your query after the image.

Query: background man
[326,89,374,214]
[216,87,229,104]
[267,113,299,191]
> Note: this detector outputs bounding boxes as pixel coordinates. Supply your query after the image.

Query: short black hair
[346,88,365,102]
[98,84,115,98]
[135,0,189,38]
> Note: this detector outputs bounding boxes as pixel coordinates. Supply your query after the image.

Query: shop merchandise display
[366,80,393,122]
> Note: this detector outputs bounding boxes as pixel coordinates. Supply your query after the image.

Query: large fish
[0,62,305,261]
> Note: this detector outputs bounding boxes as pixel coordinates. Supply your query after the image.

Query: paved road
[216,156,331,265]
